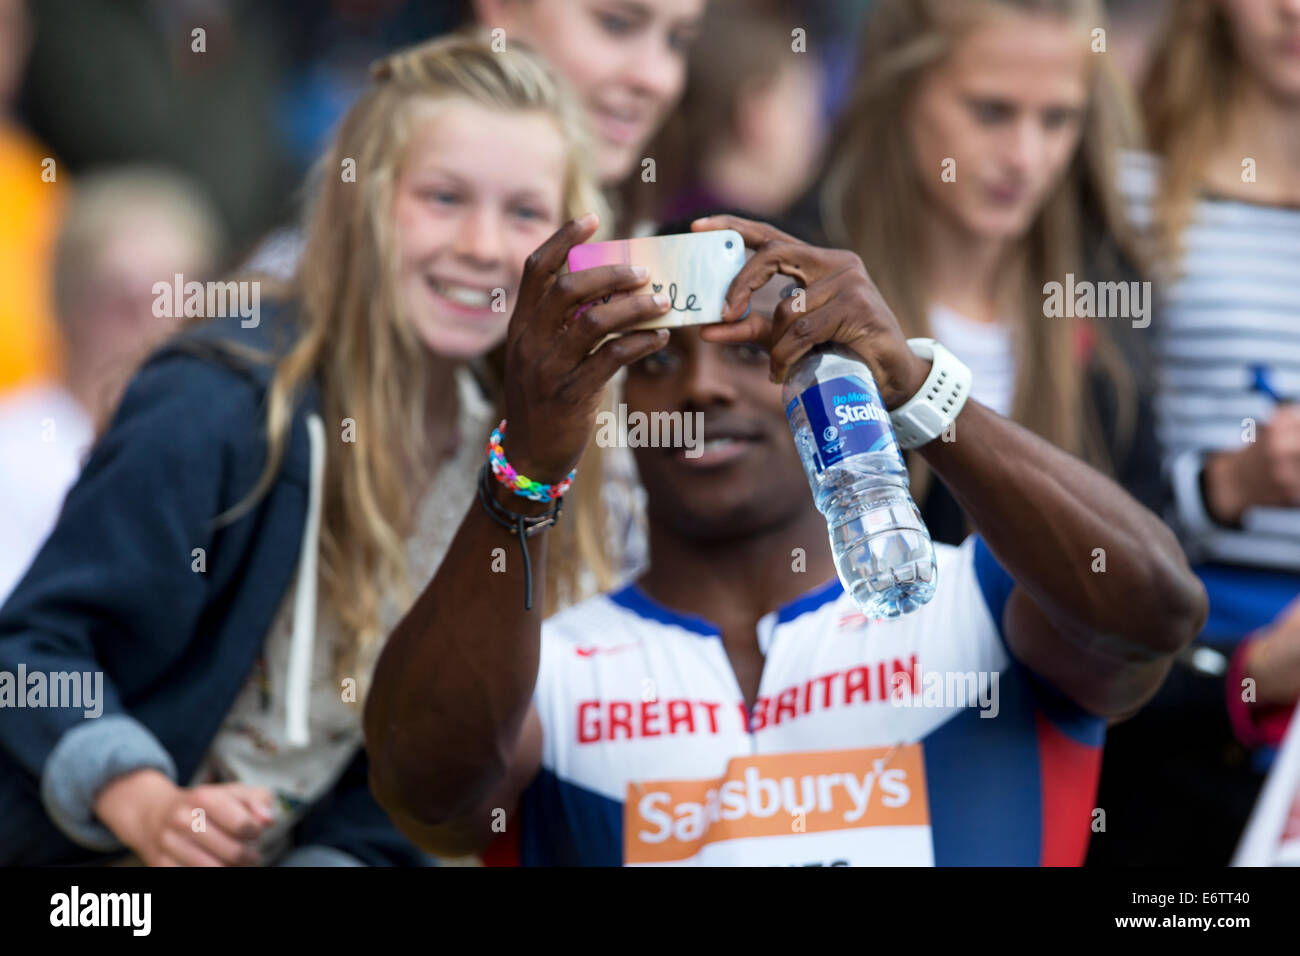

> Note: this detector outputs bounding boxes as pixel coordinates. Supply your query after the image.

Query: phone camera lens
[725,240,734,250]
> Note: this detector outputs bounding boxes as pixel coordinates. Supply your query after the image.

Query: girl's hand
[500,213,673,481]
[691,214,929,407]
[1242,596,1300,707]
[1204,406,1300,524]
[94,769,276,866]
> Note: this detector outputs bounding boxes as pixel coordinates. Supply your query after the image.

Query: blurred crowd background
[0,0,1172,425]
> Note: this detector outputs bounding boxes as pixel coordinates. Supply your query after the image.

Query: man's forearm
[363,487,548,826]
[918,399,1206,653]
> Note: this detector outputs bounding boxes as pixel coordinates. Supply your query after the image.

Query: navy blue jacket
[0,303,428,865]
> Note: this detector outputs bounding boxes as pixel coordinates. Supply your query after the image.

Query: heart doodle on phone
[566,229,743,333]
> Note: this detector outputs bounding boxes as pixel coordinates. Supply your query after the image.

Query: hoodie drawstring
[285,413,326,748]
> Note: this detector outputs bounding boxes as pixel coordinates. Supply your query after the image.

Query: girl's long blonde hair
[820,0,1143,499]
[242,32,613,674]
[1141,0,1241,265]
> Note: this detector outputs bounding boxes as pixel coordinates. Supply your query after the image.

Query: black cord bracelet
[476,462,564,610]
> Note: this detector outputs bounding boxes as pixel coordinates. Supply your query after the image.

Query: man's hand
[500,213,673,483]
[691,214,930,408]
[366,212,671,846]
[1204,406,1300,524]
[93,769,275,866]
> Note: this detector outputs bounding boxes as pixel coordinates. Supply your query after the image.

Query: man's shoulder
[543,537,995,641]
[946,535,1014,623]
[542,588,641,643]
[932,537,970,566]
[929,536,1005,616]
[821,536,1014,648]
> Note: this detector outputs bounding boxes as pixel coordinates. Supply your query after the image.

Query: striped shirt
[1119,151,1300,571]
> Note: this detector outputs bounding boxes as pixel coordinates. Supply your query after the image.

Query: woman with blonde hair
[818,0,1160,544]
[0,31,627,866]
[1096,0,1300,866]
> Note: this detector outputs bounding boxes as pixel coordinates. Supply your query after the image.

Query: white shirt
[0,383,94,605]
[928,304,1016,419]
[512,536,1105,866]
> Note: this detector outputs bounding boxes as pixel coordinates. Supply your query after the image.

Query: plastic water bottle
[783,344,936,618]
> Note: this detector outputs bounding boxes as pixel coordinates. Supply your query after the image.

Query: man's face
[622,277,814,541]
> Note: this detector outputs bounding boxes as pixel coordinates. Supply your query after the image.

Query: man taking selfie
[364,214,1207,866]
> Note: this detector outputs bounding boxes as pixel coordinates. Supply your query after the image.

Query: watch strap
[888,338,972,449]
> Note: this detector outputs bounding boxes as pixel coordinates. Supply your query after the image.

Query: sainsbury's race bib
[623,746,932,866]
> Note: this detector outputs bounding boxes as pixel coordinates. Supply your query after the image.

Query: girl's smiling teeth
[428,278,495,309]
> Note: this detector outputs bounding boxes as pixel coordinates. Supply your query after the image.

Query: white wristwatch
[888,338,972,449]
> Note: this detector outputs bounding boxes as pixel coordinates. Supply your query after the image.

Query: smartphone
[566,229,746,332]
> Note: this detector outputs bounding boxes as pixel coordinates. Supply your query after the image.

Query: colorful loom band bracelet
[486,419,576,503]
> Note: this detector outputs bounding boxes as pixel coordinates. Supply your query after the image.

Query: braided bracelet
[486,420,576,503]
[477,463,563,610]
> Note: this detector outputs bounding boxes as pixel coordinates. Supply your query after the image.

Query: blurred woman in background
[247,0,705,275]
[0,32,609,866]
[818,0,1159,546]
[472,0,705,227]
[656,0,827,222]
[1096,0,1300,866]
